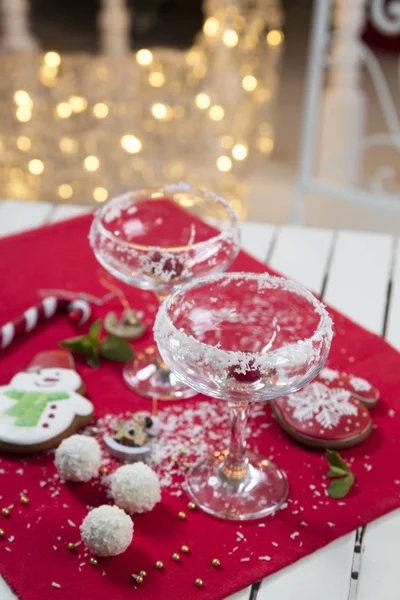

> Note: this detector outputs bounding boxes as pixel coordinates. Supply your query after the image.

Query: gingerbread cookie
[0,350,94,454]
[271,369,378,450]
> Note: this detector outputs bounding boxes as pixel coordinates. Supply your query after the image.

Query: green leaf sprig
[326,449,355,498]
[60,320,134,368]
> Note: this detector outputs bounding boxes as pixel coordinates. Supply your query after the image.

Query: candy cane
[0,296,91,350]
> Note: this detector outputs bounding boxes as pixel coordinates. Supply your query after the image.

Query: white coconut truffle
[55,435,101,482]
[80,505,133,557]
[110,463,161,515]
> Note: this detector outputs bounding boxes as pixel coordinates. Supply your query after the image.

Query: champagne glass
[154,272,333,519]
[90,183,240,400]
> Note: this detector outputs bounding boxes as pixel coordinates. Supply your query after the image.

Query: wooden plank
[49,204,93,223]
[269,225,334,293]
[324,231,393,335]
[240,222,276,263]
[385,237,400,351]
[355,509,400,600]
[258,534,356,600]
[0,200,53,237]
[226,587,252,600]
[259,228,356,600]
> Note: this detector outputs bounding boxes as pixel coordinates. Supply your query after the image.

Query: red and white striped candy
[0,296,91,350]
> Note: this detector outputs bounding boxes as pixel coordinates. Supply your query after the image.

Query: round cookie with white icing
[0,350,94,454]
[271,369,378,450]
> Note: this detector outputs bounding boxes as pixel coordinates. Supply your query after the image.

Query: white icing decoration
[319,368,339,382]
[288,382,358,430]
[1,323,14,348]
[0,368,93,446]
[24,307,38,332]
[350,377,372,393]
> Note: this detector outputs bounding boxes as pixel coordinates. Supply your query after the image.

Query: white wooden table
[0,199,399,600]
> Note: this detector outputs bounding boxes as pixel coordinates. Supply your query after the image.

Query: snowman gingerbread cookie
[0,350,94,454]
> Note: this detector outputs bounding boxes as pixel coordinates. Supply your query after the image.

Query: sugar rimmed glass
[90,183,240,400]
[154,272,333,520]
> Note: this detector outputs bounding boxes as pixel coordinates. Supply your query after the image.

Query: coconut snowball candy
[80,505,134,557]
[111,463,161,515]
[54,434,102,482]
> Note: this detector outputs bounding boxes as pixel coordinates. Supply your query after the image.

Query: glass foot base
[123,347,197,401]
[186,451,289,521]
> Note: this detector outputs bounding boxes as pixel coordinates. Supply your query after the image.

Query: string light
[59,137,78,154]
[93,187,108,202]
[69,96,87,112]
[232,144,248,160]
[44,52,61,68]
[257,137,274,153]
[16,107,31,122]
[216,156,232,172]
[58,184,73,199]
[203,17,219,37]
[149,72,165,87]
[266,30,284,46]
[209,105,224,121]
[242,75,258,91]
[56,102,72,119]
[14,91,32,107]
[136,49,153,66]
[151,103,167,120]
[93,103,109,119]
[223,30,239,47]
[16,136,31,151]
[84,156,100,171]
[195,93,211,109]
[121,135,142,154]
[28,159,44,175]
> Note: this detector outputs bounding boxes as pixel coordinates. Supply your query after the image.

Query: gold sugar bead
[188,502,196,511]
[178,511,186,520]
[190,438,198,445]
[181,545,189,554]
[212,558,221,567]
[139,570,147,578]
[1,508,10,517]
[195,578,204,588]
[67,542,75,551]
[172,553,180,562]
[20,495,29,505]
[0,528,4,537]
[155,561,164,570]
[179,448,187,455]
[131,574,143,584]
[183,462,191,470]
[171,456,178,463]
[91,427,99,435]
[100,467,109,475]
[90,557,98,566]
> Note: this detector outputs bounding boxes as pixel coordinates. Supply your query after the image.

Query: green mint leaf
[60,335,95,355]
[86,353,100,369]
[326,449,350,474]
[327,466,349,478]
[89,320,102,341]
[100,336,134,362]
[328,473,355,498]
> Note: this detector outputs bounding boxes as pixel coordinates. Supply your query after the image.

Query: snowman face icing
[11,368,82,393]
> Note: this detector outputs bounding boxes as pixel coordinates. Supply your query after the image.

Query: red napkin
[0,213,399,600]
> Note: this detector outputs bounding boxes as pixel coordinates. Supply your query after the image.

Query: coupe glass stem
[219,401,250,483]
